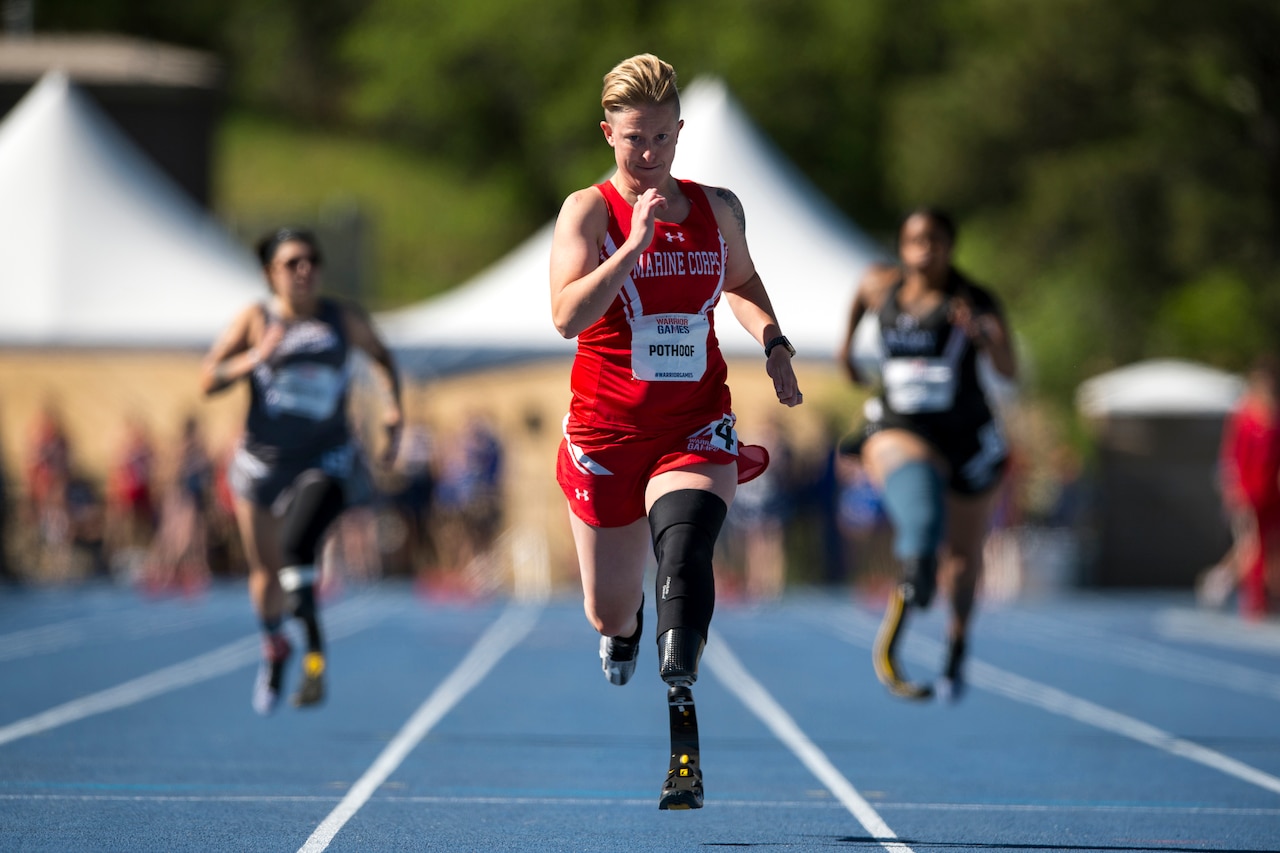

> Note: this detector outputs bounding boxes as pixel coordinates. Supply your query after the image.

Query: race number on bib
[882,357,958,413]
[264,364,345,420]
[687,414,738,456]
[631,313,709,381]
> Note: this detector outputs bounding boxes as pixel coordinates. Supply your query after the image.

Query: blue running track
[1,581,1278,852]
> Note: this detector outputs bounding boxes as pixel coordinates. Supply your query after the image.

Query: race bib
[882,357,958,413]
[264,364,345,420]
[687,415,739,455]
[631,313,709,381]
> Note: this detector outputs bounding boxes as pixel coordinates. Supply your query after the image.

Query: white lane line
[704,633,914,853]
[968,659,1280,796]
[0,620,90,661]
[5,792,1278,816]
[818,608,1280,798]
[1156,608,1280,656]
[0,595,384,747]
[0,607,236,662]
[991,611,1280,701]
[298,602,541,853]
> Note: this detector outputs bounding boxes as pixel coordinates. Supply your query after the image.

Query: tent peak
[0,67,263,348]
[1076,358,1244,418]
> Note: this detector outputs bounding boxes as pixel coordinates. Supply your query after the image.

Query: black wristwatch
[764,335,795,358]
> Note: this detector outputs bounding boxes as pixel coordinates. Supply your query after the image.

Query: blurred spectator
[836,451,892,584]
[207,437,246,577]
[143,415,214,595]
[26,400,70,525]
[23,401,73,578]
[387,421,439,576]
[64,472,107,579]
[19,402,108,582]
[0,411,12,585]
[1215,353,1280,619]
[434,412,504,580]
[1042,442,1086,529]
[105,414,157,576]
[725,419,795,600]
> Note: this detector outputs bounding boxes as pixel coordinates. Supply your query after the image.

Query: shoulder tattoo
[715,187,747,235]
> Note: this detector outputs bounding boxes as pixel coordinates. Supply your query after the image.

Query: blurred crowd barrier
[0,362,1103,606]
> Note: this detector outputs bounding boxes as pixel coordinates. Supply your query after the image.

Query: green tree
[25,0,1280,405]
[883,0,1280,403]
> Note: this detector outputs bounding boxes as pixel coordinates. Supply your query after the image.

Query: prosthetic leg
[872,556,937,701]
[658,626,705,810]
[872,462,944,701]
[649,490,726,810]
[277,470,345,708]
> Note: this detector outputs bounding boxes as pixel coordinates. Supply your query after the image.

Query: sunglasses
[279,254,322,270]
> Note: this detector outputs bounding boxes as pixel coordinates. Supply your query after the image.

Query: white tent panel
[672,80,886,354]
[0,71,264,349]
[375,222,571,374]
[1076,358,1244,418]
[377,78,888,375]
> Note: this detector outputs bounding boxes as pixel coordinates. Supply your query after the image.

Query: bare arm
[977,313,1018,380]
[950,298,1018,380]
[343,302,404,463]
[838,263,896,385]
[708,186,802,407]
[199,305,265,396]
[550,186,666,339]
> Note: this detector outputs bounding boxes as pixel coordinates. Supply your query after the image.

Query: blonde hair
[601,53,680,117]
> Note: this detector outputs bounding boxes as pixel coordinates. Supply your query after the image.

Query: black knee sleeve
[279,471,346,567]
[649,489,727,642]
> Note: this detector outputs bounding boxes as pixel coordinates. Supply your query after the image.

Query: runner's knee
[649,489,727,641]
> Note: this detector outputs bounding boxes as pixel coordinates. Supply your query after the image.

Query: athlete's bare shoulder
[856,262,901,311]
[557,185,610,233]
[700,184,747,237]
[560,185,608,215]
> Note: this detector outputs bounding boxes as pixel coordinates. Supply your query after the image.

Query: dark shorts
[840,410,1008,497]
[228,441,374,514]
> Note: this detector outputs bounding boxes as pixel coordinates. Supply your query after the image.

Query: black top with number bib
[869,275,1008,494]
[243,299,351,465]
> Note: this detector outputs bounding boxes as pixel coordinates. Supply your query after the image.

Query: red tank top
[569,180,733,432]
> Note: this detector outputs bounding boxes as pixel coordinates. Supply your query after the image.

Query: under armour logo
[665,231,686,243]
[575,488,591,501]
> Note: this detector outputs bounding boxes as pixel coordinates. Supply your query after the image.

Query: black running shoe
[292,651,326,707]
[600,634,639,685]
[872,586,934,701]
[937,635,967,703]
[600,603,642,685]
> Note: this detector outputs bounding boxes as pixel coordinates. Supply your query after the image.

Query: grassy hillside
[212,111,542,311]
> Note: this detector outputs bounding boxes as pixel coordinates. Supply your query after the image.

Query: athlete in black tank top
[243,298,352,466]
[876,274,999,440]
[837,209,1018,702]
[201,227,402,716]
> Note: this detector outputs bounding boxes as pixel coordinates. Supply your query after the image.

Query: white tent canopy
[1076,358,1244,418]
[0,71,264,349]
[377,78,888,376]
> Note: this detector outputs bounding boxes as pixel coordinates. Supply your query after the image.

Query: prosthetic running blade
[873,586,934,701]
[659,685,703,810]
